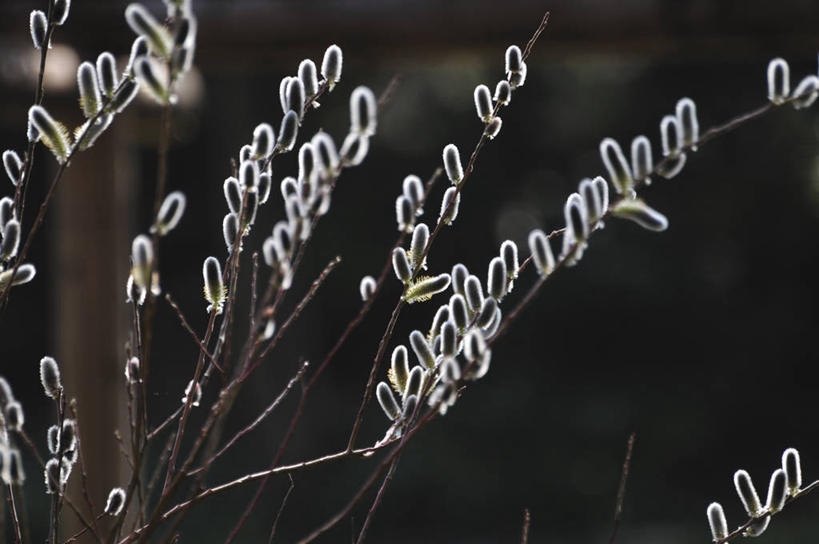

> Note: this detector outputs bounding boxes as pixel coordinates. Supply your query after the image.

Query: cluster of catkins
[2,355,128,515]
[372,45,532,431]
[707,448,805,541]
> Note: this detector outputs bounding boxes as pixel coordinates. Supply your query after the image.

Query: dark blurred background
[1,0,819,542]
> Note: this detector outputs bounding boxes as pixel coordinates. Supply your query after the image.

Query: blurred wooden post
[55,115,135,534]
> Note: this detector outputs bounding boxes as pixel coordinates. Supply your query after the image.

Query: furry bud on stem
[223,177,241,214]
[339,133,369,166]
[28,106,70,163]
[402,274,451,304]
[439,186,461,225]
[0,197,14,228]
[40,356,62,399]
[299,59,319,97]
[528,229,554,276]
[409,223,429,271]
[239,160,259,190]
[105,488,126,516]
[792,75,819,110]
[125,3,171,58]
[376,382,400,421]
[630,136,653,186]
[3,151,22,186]
[766,468,787,514]
[395,195,414,233]
[449,294,469,331]
[767,58,790,105]
[494,80,511,106]
[390,345,410,393]
[359,275,376,302]
[1,220,20,261]
[125,36,149,77]
[0,264,36,288]
[441,320,457,357]
[403,366,425,403]
[392,247,411,284]
[130,234,153,291]
[451,264,468,296]
[505,45,522,74]
[251,123,275,159]
[443,144,463,184]
[222,213,239,251]
[465,275,484,314]
[565,193,589,244]
[734,469,763,518]
[285,78,305,122]
[30,10,47,50]
[5,401,23,431]
[134,57,169,104]
[109,78,139,114]
[474,84,493,122]
[409,330,436,369]
[350,86,377,136]
[96,52,119,98]
[487,257,507,301]
[611,198,668,232]
[278,110,299,152]
[202,257,225,314]
[53,0,71,25]
[600,138,633,196]
[477,297,498,329]
[321,44,343,90]
[429,305,450,338]
[707,502,728,541]
[484,116,502,139]
[152,191,186,235]
[676,97,699,150]
[782,447,801,495]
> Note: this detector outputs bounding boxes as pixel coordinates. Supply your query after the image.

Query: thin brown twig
[520,509,531,544]
[267,474,295,544]
[609,432,635,544]
[164,294,224,373]
[354,457,399,544]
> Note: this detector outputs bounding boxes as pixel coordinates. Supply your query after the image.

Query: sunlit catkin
[403,366,425,403]
[359,275,376,302]
[28,106,70,163]
[0,264,36,288]
[125,36,149,76]
[443,144,463,184]
[395,195,414,232]
[110,79,139,114]
[5,401,23,431]
[376,382,400,421]
[0,220,20,261]
[403,274,451,304]
[485,117,502,139]
[402,394,419,420]
[660,114,683,157]
[3,151,22,186]
[51,0,71,25]
[494,80,511,106]
[94,53,118,99]
[429,305,450,339]
[465,275,484,314]
[130,234,153,291]
[278,110,299,152]
[792,75,819,110]
[222,213,239,251]
[477,297,498,329]
[0,197,14,229]
[766,468,787,514]
[565,193,589,244]
[30,10,47,50]
[286,78,306,122]
[449,294,469,331]
[321,44,343,90]
[410,330,436,369]
[105,488,126,516]
[409,223,429,271]
[505,45,522,75]
[350,86,377,136]
[451,263,468,296]
[676,98,699,150]
[403,175,424,215]
[125,3,171,58]
[239,160,259,191]
[40,356,62,399]
[153,191,186,235]
[202,256,225,314]
[611,198,668,232]
[767,58,790,105]
[707,502,728,541]
[134,57,169,104]
[439,187,461,225]
[579,178,602,225]
[299,59,319,98]
[474,84,493,122]
[339,133,369,166]
[782,448,801,495]
[487,257,507,301]
[600,138,633,195]
[311,131,339,179]
[528,229,554,276]
[441,321,457,358]
[463,329,487,362]
[47,426,59,454]
[223,177,241,214]
[392,247,411,284]
[251,123,275,159]
[390,345,410,393]
[734,469,763,518]
[509,62,527,88]
[630,136,653,186]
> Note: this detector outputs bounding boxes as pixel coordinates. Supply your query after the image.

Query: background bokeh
[1,0,819,542]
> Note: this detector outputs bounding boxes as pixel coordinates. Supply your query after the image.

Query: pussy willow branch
[6,483,22,544]
[164,294,223,372]
[715,478,819,544]
[521,509,531,544]
[345,11,551,452]
[491,89,817,347]
[15,0,58,226]
[266,474,294,544]
[354,456,400,544]
[0,75,131,308]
